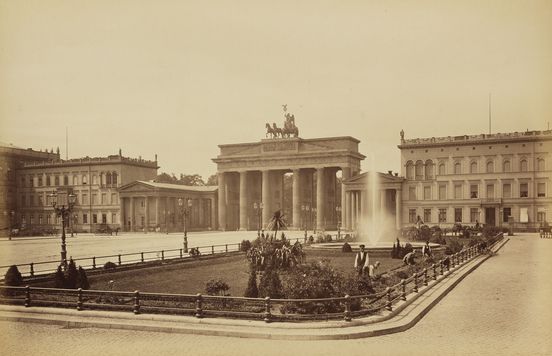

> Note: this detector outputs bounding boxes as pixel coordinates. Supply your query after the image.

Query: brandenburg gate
[212,124,365,231]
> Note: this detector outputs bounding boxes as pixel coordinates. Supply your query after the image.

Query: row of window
[19,171,119,188]
[20,212,118,226]
[20,192,119,207]
[407,182,546,200]
[408,207,546,224]
[405,158,546,180]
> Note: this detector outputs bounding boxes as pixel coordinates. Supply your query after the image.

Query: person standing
[354,244,370,275]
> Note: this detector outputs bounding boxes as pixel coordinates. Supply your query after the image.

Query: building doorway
[485,207,496,227]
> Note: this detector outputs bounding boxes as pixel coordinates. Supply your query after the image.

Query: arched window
[438,163,446,175]
[454,162,462,174]
[73,175,79,185]
[537,158,545,171]
[112,172,118,186]
[425,160,434,179]
[503,160,511,172]
[520,159,528,172]
[406,161,414,180]
[92,175,98,185]
[415,161,424,180]
[82,174,88,185]
[106,172,112,185]
[486,161,494,173]
[470,162,478,174]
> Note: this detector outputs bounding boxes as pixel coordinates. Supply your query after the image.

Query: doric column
[155,196,159,227]
[119,197,125,230]
[211,197,217,230]
[144,196,149,230]
[130,197,135,231]
[292,169,301,229]
[262,170,271,228]
[395,189,402,230]
[239,171,248,230]
[380,190,386,213]
[353,191,358,230]
[344,191,351,231]
[341,167,351,230]
[218,172,226,231]
[316,167,325,231]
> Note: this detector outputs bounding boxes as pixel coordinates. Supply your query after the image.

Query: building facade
[15,151,158,233]
[398,130,552,230]
[0,143,59,233]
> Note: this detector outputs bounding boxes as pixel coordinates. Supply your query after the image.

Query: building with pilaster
[398,130,552,230]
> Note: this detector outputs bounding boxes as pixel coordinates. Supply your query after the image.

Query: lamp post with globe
[49,192,77,266]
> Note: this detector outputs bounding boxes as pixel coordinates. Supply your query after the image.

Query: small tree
[244,270,259,298]
[342,242,352,253]
[4,265,23,286]
[76,266,90,290]
[53,265,65,288]
[64,259,78,289]
[240,239,252,252]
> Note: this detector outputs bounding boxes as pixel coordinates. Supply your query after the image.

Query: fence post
[423,268,428,286]
[211,246,215,255]
[141,252,144,263]
[225,244,228,253]
[118,254,122,265]
[24,285,31,307]
[133,291,140,314]
[440,260,444,275]
[77,288,83,311]
[179,249,183,258]
[195,293,203,318]
[264,297,272,322]
[161,250,164,261]
[238,242,241,251]
[432,264,437,280]
[451,254,455,268]
[30,263,34,277]
[343,295,352,322]
[92,257,96,269]
[445,257,450,272]
[413,273,419,293]
[385,287,392,311]
[401,279,407,301]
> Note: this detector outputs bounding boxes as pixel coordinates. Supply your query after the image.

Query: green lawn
[87,249,404,297]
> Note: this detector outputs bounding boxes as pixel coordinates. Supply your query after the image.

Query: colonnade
[120,195,216,232]
[218,167,350,231]
[343,188,402,231]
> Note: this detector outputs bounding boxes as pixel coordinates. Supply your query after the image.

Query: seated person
[369,261,381,278]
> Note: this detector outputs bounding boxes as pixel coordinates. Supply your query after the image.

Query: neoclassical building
[14,151,158,232]
[398,130,552,230]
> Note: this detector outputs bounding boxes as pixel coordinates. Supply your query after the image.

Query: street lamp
[178,198,192,253]
[336,206,342,239]
[49,191,76,266]
[253,202,263,237]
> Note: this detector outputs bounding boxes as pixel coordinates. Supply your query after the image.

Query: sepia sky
[1,0,551,180]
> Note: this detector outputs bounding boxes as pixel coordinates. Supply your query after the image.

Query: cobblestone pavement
[1,234,551,356]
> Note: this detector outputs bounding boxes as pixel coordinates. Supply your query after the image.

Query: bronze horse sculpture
[266,122,283,138]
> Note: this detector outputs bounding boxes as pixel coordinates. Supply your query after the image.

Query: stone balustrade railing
[401,130,552,146]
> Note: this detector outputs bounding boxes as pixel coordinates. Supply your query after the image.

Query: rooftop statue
[264,105,300,139]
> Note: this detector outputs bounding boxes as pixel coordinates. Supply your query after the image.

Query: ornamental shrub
[244,270,259,298]
[258,267,283,298]
[400,242,414,258]
[76,266,90,290]
[445,240,463,255]
[205,279,230,296]
[53,265,65,288]
[240,239,252,252]
[4,265,23,286]
[391,243,397,259]
[104,261,117,270]
[341,242,352,253]
[64,259,78,289]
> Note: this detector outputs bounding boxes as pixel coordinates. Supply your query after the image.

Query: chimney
[388,170,392,175]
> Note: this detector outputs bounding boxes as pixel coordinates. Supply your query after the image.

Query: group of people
[354,240,433,276]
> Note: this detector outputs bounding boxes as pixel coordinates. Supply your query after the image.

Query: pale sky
[1,0,551,179]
